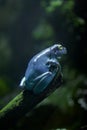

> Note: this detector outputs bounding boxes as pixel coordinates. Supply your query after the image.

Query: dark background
[0,0,87,130]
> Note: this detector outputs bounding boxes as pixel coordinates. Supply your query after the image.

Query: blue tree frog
[20,44,67,94]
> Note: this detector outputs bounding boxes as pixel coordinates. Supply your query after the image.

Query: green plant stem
[0,74,62,129]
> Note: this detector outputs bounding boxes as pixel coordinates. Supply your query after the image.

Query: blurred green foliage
[0,36,11,69]
[0,78,10,97]
[0,0,87,129]
[32,21,54,40]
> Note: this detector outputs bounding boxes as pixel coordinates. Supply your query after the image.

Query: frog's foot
[19,77,26,88]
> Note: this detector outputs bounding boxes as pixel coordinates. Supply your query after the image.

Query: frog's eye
[57,44,63,50]
[59,46,63,50]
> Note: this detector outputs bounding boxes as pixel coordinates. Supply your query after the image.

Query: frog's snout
[62,47,67,54]
[56,46,67,56]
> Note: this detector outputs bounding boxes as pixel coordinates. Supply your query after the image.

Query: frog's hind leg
[33,72,55,94]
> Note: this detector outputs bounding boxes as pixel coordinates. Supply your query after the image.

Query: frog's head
[50,44,67,58]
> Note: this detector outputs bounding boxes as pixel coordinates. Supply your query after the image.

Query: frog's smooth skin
[20,44,67,94]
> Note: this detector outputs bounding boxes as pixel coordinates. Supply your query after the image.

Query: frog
[20,44,67,94]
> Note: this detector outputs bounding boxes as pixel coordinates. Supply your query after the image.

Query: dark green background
[0,0,87,129]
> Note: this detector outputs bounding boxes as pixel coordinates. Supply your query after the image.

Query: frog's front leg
[46,59,61,73]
